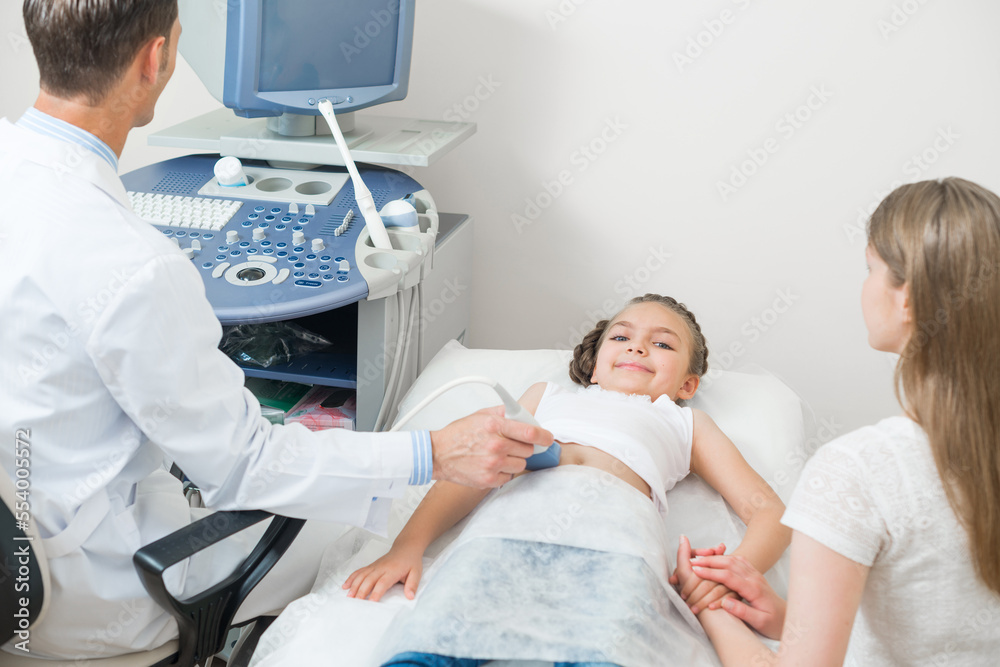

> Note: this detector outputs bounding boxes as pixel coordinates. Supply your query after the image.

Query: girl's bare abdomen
[556,442,652,499]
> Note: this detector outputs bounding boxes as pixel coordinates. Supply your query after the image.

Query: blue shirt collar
[16,107,119,172]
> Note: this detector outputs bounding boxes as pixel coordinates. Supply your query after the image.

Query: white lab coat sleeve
[85,251,415,527]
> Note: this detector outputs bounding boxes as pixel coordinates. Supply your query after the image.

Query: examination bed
[247,341,809,666]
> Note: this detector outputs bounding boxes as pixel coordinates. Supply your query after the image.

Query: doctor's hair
[868,177,1000,595]
[23,0,179,104]
[569,294,709,386]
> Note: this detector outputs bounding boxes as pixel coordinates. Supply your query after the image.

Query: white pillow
[394,339,806,503]
[392,340,807,598]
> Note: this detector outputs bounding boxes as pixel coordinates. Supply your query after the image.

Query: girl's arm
[679,531,868,667]
[343,382,548,601]
[682,408,792,613]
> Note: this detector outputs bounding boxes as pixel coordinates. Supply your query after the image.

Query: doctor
[0,0,551,660]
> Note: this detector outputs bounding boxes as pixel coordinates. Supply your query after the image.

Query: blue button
[248,213,259,220]
[190,232,201,239]
[203,233,214,240]
[305,254,316,261]
[265,215,276,222]
[308,272,319,279]
[337,275,349,282]
[263,248,274,255]
[247,248,258,255]
[334,256,345,262]
[293,247,305,253]
[276,242,287,248]
[293,262,305,269]
[261,240,272,247]
[271,207,282,214]
[258,222,269,228]
[288,255,299,262]
[293,271,306,278]
[298,218,310,224]
[174,230,186,238]
[281,216,292,223]
[241,220,253,227]
[162,230,174,237]
[277,251,288,258]
[254,205,265,213]
[239,241,250,248]
[323,274,335,281]
[292,225,303,232]
[295,279,321,287]
[230,250,242,257]
[321,255,331,262]
[216,255,227,261]
[218,246,228,252]
[276,224,286,231]
[319,264,330,271]
[202,262,213,269]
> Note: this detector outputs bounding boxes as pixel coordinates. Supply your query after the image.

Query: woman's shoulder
[805,416,929,483]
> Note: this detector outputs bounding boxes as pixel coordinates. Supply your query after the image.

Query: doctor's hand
[343,543,424,602]
[430,406,553,488]
[688,552,787,640]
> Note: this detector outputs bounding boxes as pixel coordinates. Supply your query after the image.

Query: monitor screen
[179,0,414,119]
[257,1,399,93]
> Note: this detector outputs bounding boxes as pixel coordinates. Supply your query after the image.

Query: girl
[346,294,792,666]
[675,177,1000,665]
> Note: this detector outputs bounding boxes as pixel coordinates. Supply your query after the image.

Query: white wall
[3,0,998,436]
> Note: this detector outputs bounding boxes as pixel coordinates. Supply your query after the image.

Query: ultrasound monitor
[179,0,414,122]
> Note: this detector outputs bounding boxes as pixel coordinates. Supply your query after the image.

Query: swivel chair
[0,462,304,667]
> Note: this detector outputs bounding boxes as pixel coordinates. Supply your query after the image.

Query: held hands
[343,543,424,602]
[673,536,787,640]
[430,406,553,488]
[670,537,734,615]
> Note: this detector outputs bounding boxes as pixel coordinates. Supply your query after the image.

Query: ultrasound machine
[120,0,475,431]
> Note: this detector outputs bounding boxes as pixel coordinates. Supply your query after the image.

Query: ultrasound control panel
[120,154,438,325]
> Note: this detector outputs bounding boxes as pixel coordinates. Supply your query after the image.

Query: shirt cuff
[408,430,433,485]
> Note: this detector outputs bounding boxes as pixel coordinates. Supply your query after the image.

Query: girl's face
[590,302,700,402]
[862,245,911,353]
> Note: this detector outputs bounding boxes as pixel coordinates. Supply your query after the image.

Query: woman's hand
[689,553,787,640]
[342,544,424,601]
[670,540,734,614]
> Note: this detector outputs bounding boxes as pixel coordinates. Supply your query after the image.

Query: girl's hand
[342,545,424,602]
[669,541,734,614]
[690,554,787,640]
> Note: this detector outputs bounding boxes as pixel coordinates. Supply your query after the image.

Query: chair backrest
[0,459,51,646]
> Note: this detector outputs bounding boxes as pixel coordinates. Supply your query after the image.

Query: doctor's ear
[675,374,700,401]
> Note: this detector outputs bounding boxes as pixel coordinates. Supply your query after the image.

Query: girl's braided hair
[568,294,709,386]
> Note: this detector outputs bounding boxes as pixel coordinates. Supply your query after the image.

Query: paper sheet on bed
[249,472,758,667]
[249,344,804,666]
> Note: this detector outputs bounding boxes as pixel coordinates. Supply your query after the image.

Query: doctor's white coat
[0,119,415,659]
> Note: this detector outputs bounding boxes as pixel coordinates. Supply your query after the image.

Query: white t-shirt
[782,416,1000,666]
[534,382,694,516]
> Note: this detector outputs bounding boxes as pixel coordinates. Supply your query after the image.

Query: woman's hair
[868,177,1000,594]
[23,0,179,104]
[569,294,709,387]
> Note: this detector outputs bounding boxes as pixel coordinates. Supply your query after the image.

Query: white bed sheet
[249,342,809,667]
